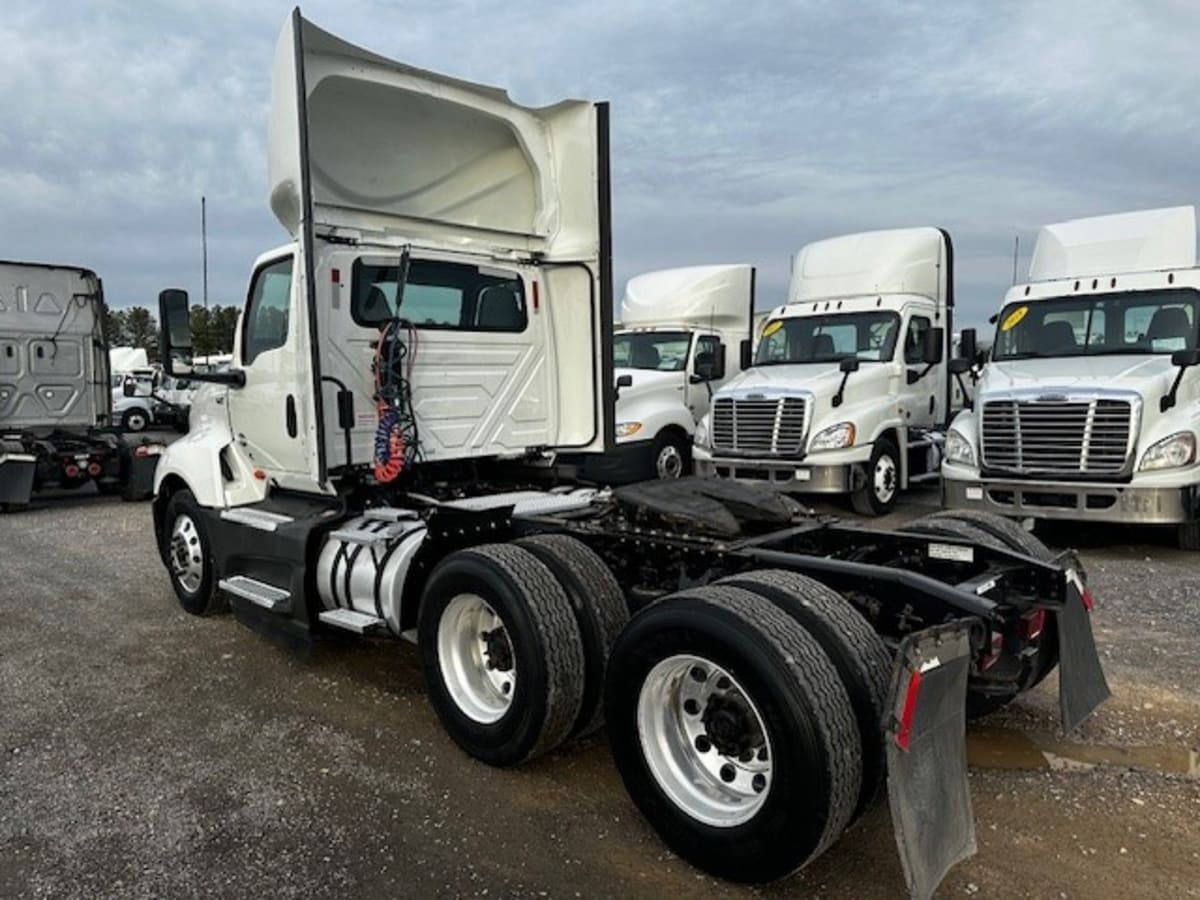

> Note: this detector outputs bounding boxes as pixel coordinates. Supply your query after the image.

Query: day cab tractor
[148,11,1110,899]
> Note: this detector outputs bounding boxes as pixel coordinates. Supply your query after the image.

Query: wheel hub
[437,594,516,724]
[701,693,760,758]
[481,625,514,672]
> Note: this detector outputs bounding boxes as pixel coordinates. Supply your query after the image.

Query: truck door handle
[286,395,297,437]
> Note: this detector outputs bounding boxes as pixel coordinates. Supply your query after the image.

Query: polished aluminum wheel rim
[437,593,515,724]
[169,514,204,593]
[126,411,147,431]
[874,453,897,504]
[637,654,772,827]
[656,444,684,479]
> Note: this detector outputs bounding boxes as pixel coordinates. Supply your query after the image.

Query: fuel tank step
[318,608,389,635]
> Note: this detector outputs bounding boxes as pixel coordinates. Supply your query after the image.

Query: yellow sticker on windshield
[762,319,783,338]
[1001,306,1029,331]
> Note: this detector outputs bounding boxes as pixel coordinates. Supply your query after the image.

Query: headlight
[944,427,976,467]
[810,422,856,452]
[1138,431,1196,471]
[615,422,643,438]
[694,414,711,448]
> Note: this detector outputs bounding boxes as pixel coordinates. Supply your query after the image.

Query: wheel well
[152,474,190,558]
[876,427,902,480]
[654,424,690,447]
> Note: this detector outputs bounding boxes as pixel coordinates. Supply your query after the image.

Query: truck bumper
[942,473,1200,525]
[694,447,858,494]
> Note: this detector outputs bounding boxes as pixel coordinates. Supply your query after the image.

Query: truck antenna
[1011,234,1019,286]
[201,195,209,311]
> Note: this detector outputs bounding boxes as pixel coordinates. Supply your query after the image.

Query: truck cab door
[685,333,724,422]
[900,314,941,427]
[223,251,322,491]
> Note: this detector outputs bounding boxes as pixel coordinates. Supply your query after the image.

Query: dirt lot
[1,487,1198,899]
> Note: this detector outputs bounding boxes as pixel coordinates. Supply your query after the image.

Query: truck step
[220,507,294,532]
[362,507,419,523]
[328,527,393,546]
[218,576,291,611]
[318,608,389,635]
[908,471,941,483]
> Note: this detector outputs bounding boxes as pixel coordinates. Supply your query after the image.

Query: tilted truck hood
[980,355,1176,399]
[269,11,604,260]
[614,368,684,403]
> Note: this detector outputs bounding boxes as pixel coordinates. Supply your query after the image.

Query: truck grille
[711,396,808,455]
[981,397,1134,476]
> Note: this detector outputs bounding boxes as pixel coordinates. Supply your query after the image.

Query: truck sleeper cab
[943,206,1200,550]
[148,12,1109,900]
[694,227,965,515]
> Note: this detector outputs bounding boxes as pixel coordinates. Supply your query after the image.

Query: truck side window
[904,316,931,364]
[243,257,293,364]
[351,258,526,332]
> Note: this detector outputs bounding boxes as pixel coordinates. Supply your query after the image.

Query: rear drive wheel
[719,569,890,820]
[162,489,225,616]
[651,430,691,480]
[851,438,899,516]
[605,585,860,883]
[515,534,630,737]
[122,408,149,432]
[418,544,585,766]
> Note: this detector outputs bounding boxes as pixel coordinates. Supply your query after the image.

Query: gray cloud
[1,0,1197,332]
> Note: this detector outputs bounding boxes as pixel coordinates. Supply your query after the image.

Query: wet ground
[1,486,1198,898]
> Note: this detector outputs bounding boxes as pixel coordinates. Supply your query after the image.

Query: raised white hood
[620,265,753,333]
[268,10,605,259]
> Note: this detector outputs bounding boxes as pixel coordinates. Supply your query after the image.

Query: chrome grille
[981,397,1133,476]
[711,396,808,455]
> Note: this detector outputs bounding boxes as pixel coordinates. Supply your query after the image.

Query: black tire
[650,429,691,480]
[1178,522,1200,551]
[515,534,630,737]
[605,585,860,883]
[122,408,150,432]
[900,512,1060,718]
[418,544,586,767]
[719,569,890,821]
[851,437,899,516]
[161,489,225,616]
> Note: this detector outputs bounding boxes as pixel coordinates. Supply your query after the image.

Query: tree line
[104,305,239,363]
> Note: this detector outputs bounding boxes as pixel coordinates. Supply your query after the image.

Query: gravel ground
[1,486,1198,899]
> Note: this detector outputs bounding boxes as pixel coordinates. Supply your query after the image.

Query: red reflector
[331,268,341,284]
[532,280,540,312]
[64,464,80,478]
[1082,587,1095,611]
[253,469,267,481]
[1021,608,1046,641]
[87,462,102,476]
[895,669,922,751]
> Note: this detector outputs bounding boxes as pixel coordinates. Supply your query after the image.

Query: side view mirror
[739,338,752,371]
[948,358,972,375]
[1171,348,1200,368]
[958,328,977,364]
[615,372,633,401]
[839,356,860,373]
[923,326,945,365]
[691,344,726,383]
[122,378,136,397]
[159,289,193,376]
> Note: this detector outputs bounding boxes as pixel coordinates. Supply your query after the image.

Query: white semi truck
[942,206,1200,550]
[146,12,1109,899]
[0,260,161,507]
[694,227,966,515]
[577,264,753,482]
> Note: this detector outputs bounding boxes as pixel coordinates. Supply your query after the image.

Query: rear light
[979,631,1004,670]
[86,462,102,476]
[134,444,164,458]
[532,280,540,312]
[1082,587,1095,611]
[64,464,80,478]
[894,669,922,751]
[1020,608,1046,641]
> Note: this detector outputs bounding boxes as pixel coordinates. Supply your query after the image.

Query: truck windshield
[613,331,692,371]
[992,289,1200,360]
[754,312,900,365]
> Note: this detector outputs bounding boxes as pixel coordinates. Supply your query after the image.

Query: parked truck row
[138,12,1111,900]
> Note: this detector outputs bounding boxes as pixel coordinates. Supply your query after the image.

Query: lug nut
[719,764,736,783]
[752,774,766,793]
[757,747,769,762]
[694,735,711,753]
[716,676,731,690]
[689,666,708,683]
[683,698,700,715]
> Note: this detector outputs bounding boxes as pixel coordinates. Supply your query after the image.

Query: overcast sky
[2,0,1198,330]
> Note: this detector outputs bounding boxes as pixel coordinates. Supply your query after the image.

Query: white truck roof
[619,264,752,333]
[1028,206,1197,282]
[789,226,947,304]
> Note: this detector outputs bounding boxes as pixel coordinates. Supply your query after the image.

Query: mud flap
[1056,571,1110,734]
[0,454,36,506]
[885,621,975,900]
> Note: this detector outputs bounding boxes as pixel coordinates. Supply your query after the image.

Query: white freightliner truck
[943,206,1200,550]
[577,264,753,482]
[0,261,161,507]
[693,228,967,515]
[148,12,1109,898]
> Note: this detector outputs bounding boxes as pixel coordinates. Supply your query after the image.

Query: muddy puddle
[967,725,1199,777]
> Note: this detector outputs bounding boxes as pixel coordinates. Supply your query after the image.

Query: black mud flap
[1056,570,1111,734]
[0,455,36,506]
[885,621,975,900]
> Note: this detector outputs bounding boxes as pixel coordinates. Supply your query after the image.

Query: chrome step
[218,576,291,611]
[220,507,294,532]
[318,608,389,635]
[328,527,392,546]
[362,507,418,523]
